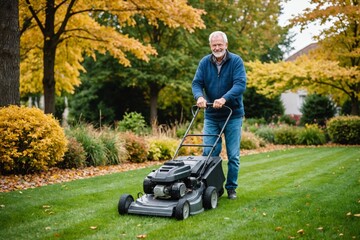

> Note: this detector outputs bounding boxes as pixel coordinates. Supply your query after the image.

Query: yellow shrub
[0,105,68,174]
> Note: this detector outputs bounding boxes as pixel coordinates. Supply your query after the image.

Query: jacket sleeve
[222,57,247,103]
[192,59,205,101]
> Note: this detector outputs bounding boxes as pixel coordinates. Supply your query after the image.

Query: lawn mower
[118,104,232,220]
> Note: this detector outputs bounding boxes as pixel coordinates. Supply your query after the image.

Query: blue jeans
[203,117,243,191]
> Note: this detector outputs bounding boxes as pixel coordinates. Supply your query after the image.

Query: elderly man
[192,31,247,199]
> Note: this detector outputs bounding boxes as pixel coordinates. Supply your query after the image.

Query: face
[210,34,228,59]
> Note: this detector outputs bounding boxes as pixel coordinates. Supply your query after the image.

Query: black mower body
[118,105,232,220]
[126,156,225,217]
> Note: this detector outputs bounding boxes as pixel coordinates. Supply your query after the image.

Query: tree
[243,87,284,122]
[247,0,360,115]
[190,0,291,62]
[0,0,20,107]
[19,0,205,114]
[69,0,293,126]
[300,93,337,126]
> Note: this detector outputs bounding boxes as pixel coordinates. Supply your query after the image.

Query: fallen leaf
[42,205,51,208]
[262,212,267,216]
[0,204,5,208]
[339,233,344,236]
[136,234,147,239]
[297,229,305,234]
[354,213,360,217]
[346,212,352,216]
[317,227,324,231]
[45,226,51,230]
[275,226,282,231]
[90,226,97,230]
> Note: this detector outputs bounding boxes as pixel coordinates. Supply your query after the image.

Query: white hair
[209,31,228,44]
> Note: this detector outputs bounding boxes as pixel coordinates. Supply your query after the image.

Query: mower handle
[191,103,232,117]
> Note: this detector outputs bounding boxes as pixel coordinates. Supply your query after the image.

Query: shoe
[227,189,237,199]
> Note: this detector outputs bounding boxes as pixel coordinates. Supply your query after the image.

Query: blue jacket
[192,51,247,121]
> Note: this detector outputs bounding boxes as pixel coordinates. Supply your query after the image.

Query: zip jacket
[192,50,247,120]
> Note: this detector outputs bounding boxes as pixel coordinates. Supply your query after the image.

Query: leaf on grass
[262,212,267,216]
[346,212,352,216]
[275,226,282,231]
[45,226,51,230]
[0,204,5,208]
[317,227,324,231]
[43,205,51,208]
[297,229,304,234]
[354,213,360,217]
[90,226,97,230]
[136,234,147,239]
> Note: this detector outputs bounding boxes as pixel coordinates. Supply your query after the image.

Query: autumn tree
[19,0,205,114]
[69,0,292,125]
[0,0,20,107]
[247,0,360,115]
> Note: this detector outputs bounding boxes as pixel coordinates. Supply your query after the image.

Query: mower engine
[143,159,202,199]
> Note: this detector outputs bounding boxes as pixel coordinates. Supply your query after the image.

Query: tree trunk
[43,41,56,114]
[43,0,56,114]
[350,96,359,116]
[0,0,20,107]
[149,83,159,125]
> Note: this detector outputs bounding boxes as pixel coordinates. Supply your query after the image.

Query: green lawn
[1,146,359,240]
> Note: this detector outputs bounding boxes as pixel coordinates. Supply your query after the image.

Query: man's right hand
[196,97,207,108]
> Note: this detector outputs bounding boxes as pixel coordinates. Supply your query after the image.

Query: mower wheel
[174,198,190,220]
[203,186,218,209]
[118,194,134,215]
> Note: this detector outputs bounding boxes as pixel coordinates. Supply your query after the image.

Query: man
[192,31,246,199]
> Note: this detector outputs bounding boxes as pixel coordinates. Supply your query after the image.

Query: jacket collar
[210,50,230,64]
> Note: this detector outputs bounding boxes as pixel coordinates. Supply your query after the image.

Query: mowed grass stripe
[141,147,360,240]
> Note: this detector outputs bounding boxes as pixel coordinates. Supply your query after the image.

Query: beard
[212,49,226,58]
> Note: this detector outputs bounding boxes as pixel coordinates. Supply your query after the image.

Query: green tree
[243,87,284,122]
[300,94,337,127]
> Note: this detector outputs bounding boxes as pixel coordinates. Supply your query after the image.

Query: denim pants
[202,117,243,190]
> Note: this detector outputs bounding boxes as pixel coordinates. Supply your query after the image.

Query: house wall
[280,90,307,115]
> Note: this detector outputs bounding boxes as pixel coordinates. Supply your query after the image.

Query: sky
[279,0,321,58]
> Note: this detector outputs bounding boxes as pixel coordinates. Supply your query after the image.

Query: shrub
[300,94,337,127]
[327,116,360,144]
[67,124,107,166]
[274,126,298,145]
[240,131,266,150]
[98,127,127,165]
[120,132,148,163]
[0,105,67,174]
[296,124,327,145]
[58,137,86,169]
[255,126,275,143]
[117,112,149,135]
[147,137,179,161]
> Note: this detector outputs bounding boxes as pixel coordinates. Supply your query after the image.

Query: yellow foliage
[0,105,68,174]
[246,54,360,104]
[19,0,205,95]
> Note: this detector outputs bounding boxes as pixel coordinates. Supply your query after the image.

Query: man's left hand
[213,98,226,109]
